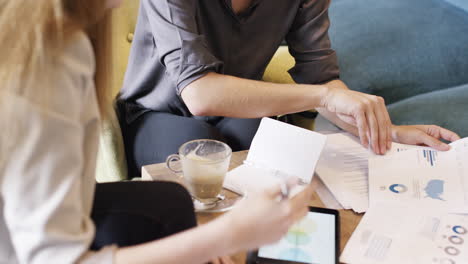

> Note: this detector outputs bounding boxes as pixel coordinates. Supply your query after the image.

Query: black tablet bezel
[251,207,340,264]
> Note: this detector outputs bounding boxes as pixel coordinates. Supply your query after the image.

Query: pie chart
[448,235,464,245]
[389,184,408,194]
[452,225,467,235]
[444,246,460,256]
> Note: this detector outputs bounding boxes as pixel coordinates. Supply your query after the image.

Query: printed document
[341,204,468,264]
[369,138,468,213]
[315,133,424,213]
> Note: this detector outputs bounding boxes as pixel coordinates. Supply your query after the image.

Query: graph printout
[368,138,468,213]
[316,133,425,213]
[341,204,468,264]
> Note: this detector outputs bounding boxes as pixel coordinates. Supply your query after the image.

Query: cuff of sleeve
[176,62,224,95]
[288,52,340,84]
[175,39,224,94]
[78,245,118,264]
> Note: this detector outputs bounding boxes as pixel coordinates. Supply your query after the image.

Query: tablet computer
[251,207,340,264]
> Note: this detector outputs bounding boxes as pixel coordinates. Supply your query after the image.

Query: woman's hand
[222,180,313,253]
[392,125,461,150]
[320,80,392,155]
[209,256,235,264]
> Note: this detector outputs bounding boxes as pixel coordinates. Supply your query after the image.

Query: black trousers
[91,181,196,250]
[117,104,261,177]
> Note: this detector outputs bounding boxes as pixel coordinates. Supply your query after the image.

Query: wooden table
[142,151,363,264]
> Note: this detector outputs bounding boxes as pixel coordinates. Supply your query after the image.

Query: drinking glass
[166,139,232,208]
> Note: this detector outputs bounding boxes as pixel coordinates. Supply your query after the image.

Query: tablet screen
[258,211,336,264]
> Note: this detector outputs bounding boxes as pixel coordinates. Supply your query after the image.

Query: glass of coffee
[166,139,232,208]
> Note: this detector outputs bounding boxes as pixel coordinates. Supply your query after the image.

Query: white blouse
[0,32,116,263]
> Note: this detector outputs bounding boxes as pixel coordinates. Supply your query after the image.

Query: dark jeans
[117,104,261,177]
[91,181,196,250]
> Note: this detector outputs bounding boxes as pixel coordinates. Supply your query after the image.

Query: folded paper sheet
[315,133,425,213]
[223,117,327,195]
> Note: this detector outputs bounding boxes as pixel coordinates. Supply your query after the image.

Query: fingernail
[441,144,451,151]
[363,140,368,149]
[387,141,392,150]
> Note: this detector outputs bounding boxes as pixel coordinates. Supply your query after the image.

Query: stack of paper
[342,138,468,263]
[223,117,327,195]
[315,133,424,213]
[341,204,468,264]
[340,204,468,264]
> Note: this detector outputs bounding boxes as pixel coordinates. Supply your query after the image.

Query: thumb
[420,134,450,151]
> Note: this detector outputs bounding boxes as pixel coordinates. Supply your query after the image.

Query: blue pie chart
[448,236,464,245]
[389,184,408,194]
[452,225,467,235]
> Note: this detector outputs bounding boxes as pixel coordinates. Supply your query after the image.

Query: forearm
[115,215,236,264]
[181,72,327,118]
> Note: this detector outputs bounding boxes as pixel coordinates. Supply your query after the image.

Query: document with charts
[369,138,468,213]
[341,204,468,264]
[315,133,425,213]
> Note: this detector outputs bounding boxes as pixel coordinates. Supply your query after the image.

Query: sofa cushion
[329,0,468,104]
[387,83,468,137]
[444,0,468,13]
[96,104,128,182]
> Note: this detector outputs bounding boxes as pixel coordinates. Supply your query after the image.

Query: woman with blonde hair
[0,0,313,263]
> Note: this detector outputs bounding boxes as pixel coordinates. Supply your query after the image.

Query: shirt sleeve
[142,0,224,94]
[0,32,116,264]
[286,0,340,84]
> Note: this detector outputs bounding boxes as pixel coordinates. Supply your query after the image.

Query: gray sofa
[326,0,468,136]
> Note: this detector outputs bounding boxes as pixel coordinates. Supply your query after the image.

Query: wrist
[214,213,243,255]
[314,84,330,108]
[315,80,344,108]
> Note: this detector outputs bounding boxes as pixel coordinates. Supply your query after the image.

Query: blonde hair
[0,0,112,165]
[0,0,111,111]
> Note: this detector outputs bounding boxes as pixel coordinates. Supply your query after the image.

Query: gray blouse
[119,0,339,122]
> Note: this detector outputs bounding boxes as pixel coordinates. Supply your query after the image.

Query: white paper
[246,117,327,183]
[223,164,278,195]
[315,133,425,213]
[223,117,327,195]
[341,204,468,264]
[369,138,468,213]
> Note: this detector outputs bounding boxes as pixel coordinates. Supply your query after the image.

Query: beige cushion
[109,1,140,97]
[96,104,128,182]
[95,1,139,182]
[263,47,295,84]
